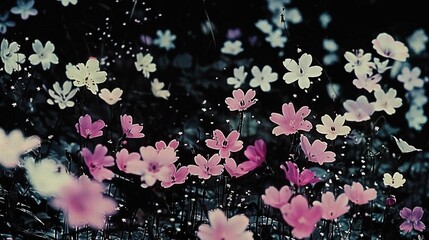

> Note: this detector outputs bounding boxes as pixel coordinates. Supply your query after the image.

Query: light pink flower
[115,148,144,175]
[344,182,377,205]
[243,139,266,171]
[81,144,115,182]
[205,129,243,158]
[281,195,323,239]
[225,89,257,112]
[120,114,145,139]
[261,185,294,209]
[352,73,382,93]
[269,102,312,136]
[50,175,117,229]
[313,192,350,220]
[155,139,179,152]
[161,164,189,188]
[197,209,253,240]
[343,95,375,122]
[139,146,178,188]
[280,161,319,187]
[372,32,409,62]
[300,135,336,165]
[75,114,105,139]
[224,157,249,178]
[188,154,224,180]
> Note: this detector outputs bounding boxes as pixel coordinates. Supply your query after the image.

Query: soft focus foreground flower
[0,128,41,168]
[28,40,58,70]
[188,154,224,180]
[66,58,107,94]
[249,65,278,92]
[281,195,322,239]
[383,172,406,188]
[11,0,38,20]
[343,182,377,205]
[280,161,319,187]
[372,32,409,62]
[81,144,115,182]
[316,114,351,140]
[205,129,243,158]
[300,135,336,165]
[397,66,424,91]
[197,209,253,240]
[221,40,243,55]
[261,185,294,209]
[151,78,170,100]
[373,88,402,115]
[98,88,123,105]
[392,136,422,153]
[50,175,117,229]
[139,146,178,188]
[135,53,156,78]
[161,164,189,188]
[153,29,176,51]
[115,148,142,174]
[227,66,248,88]
[243,139,266,171]
[344,49,375,78]
[120,114,145,138]
[225,89,257,112]
[75,114,106,139]
[313,192,349,220]
[343,95,375,122]
[1,38,26,74]
[283,53,323,89]
[399,206,426,233]
[47,81,78,109]
[269,102,312,136]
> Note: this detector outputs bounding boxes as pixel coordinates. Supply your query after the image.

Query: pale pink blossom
[313,192,350,220]
[344,182,377,205]
[269,102,312,136]
[225,89,257,112]
[280,161,319,187]
[155,139,179,152]
[242,139,267,171]
[188,154,224,180]
[343,95,375,122]
[205,129,243,158]
[372,32,409,62]
[352,73,382,93]
[139,146,178,188]
[81,144,115,182]
[120,114,145,139]
[75,114,105,139]
[161,164,189,188]
[300,135,336,165]
[224,157,249,178]
[115,148,143,175]
[261,185,294,209]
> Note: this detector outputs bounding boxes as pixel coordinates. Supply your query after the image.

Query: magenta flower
[139,146,178,188]
[281,195,322,239]
[197,208,253,240]
[225,89,257,112]
[399,206,426,233]
[120,114,145,139]
[300,135,336,165]
[188,154,224,180]
[224,157,249,178]
[269,102,312,136]
[243,139,266,171]
[343,182,377,205]
[280,161,319,187]
[161,164,189,188]
[155,139,179,151]
[75,114,105,139]
[205,129,243,158]
[81,144,115,182]
[313,192,350,220]
[261,185,294,209]
[115,148,144,175]
[50,175,117,229]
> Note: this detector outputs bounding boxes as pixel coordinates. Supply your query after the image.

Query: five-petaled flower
[399,206,426,233]
[135,53,156,78]
[344,49,375,78]
[225,89,257,112]
[313,192,350,220]
[283,53,323,89]
[205,129,243,158]
[188,154,224,180]
[75,114,106,139]
[316,114,351,140]
[66,58,107,94]
[139,146,178,188]
[300,135,336,165]
[269,102,312,136]
[280,161,320,187]
[81,144,115,182]
[249,65,278,92]
[373,88,403,115]
[343,95,375,122]
[161,164,189,188]
[120,114,145,139]
[261,185,294,209]
[343,181,377,205]
[28,39,58,70]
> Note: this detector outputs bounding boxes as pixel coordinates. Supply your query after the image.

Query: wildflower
[81,144,115,182]
[313,192,349,220]
[98,88,123,105]
[343,95,375,122]
[283,53,323,89]
[399,206,426,233]
[1,38,26,74]
[58,0,77,7]
[120,114,144,139]
[227,66,247,88]
[280,161,319,187]
[392,136,422,153]
[300,135,336,165]
[373,88,403,115]
[47,81,78,109]
[151,78,170,100]
[139,146,178,188]
[75,114,106,139]
[0,12,15,34]
[249,65,278,92]
[383,172,406,188]
[319,12,331,29]
[397,66,424,91]
[255,19,273,34]
[344,49,375,78]
[270,102,312,136]
[115,148,143,175]
[161,164,189,188]
[226,28,241,40]
[155,139,179,152]
[372,32,409,62]
[11,0,38,20]
[224,157,249,178]
[28,40,58,70]
[373,57,391,74]
[261,185,294,209]
[135,53,156,78]
[243,139,266,171]
[221,40,243,55]
[407,29,428,55]
[197,209,253,240]
[316,114,351,140]
[0,128,40,169]
[188,154,224,180]
[66,58,107,94]
[352,73,382,93]
[385,195,396,206]
[153,29,176,51]
[225,89,257,112]
[405,106,427,131]
[205,129,243,158]
[265,29,287,48]
[343,182,377,205]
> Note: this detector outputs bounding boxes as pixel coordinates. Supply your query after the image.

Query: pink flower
[243,139,266,171]
[205,129,243,158]
[225,89,257,112]
[269,102,312,136]
[281,195,322,239]
[399,206,426,233]
[75,114,105,139]
[313,192,350,220]
[197,208,253,240]
[188,154,224,180]
[50,175,117,229]
[224,157,249,178]
[280,161,319,187]
[372,32,409,62]
[343,182,377,205]
[155,139,179,151]
[139,146,178,188]
[115,148,144,175]
[120,114,145,139]
[81,144,115,182]
[352,73,382,93]
[161,164,189,188]
[261,185,294,209]
[300,135,336,165]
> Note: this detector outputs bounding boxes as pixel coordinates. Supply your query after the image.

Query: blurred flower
[75,114,105,139]
[405,105,427,131]
[255,19,273,34]
[265,29,287,48]
[373,57,391,73]
[225,89,257,112]
[98,87,123,105]
[323,39,338,52]
[47,81,78,109]
[1,38,26,74]
[226,28,242,40]
[153,29,176,51]
[283,53,323,89]
[205,129,243,158]
[243,139,266,171]
[407,88,427,107]
[270,102,312,136]
[313,192,349,220]
[326,82,341,100]
[120,114,144,139]
[0,128,40,168]
[0,12,15,34]
[383,172,406,188]
[281,195,322,239]
[392,136,422,153]
[284,8,302,24]
[140,35,152,45]
[161,164,189,188]
[221,40,243,55]
[224,157,249,178]
[139,146,177,188]
[188,154,224,180]
[66,58,107,94]
[385,195,396,206]
[280,161,319,187]
[352,73,382,93]
[343,182,377,205]
[197,208,253,240]
[81,144,115,182]
[28,40,58,70]
[399,206,426,233]
[344,49,374,78]
[373,88,402,115]
[135,53,156,78]
[300,135,336,165]
[11,0,38,20]
[319,12,331,29]
[407,29,428,55]
[316,114,351,140]
[372,32,409,62]
[249,65,278,92]
[151,78,170,100]
[201,20,216,35]
[58,0,78,7]
[115,148,143,174]
[261,185,294,209]
[397,66,424,91]
[343,95,375,122]
[227,66,248,88]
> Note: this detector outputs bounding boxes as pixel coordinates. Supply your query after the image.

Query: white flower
[373,57,391,74]
[283,53,323,89]
[405,106,427,131]
[323,39,338,52]
[372,33,409,62]
[316,114,351,140]
[343,95,375,122]
[249,65,278,92]
[221,40,243,55]
[407,29,428,55]
[227,66,247,88]
[392,136,422,153]
[135,53,156,78]
[66,58,107,95]
[59,0,77,7]
[153,29,176,51]
[0,128,41,168]
[28,40,59,70]
[383,172,406,188]
[98,88,123,105]
[24,158,74,197]
[47,81,78,109]
[344,49,375,78]
[397,66,424,91]
[407,89,427,107]
[10,0,38,20]
[284,8,302,24]
[319,12,331,29]
[373,88,402,115]
[255,19,273,34]
[1,39,26,74]
[265,29,287,48]
[151,78,170,100]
